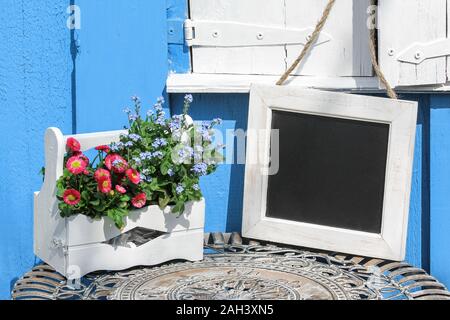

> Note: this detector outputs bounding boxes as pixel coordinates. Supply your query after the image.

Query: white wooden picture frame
[242,85,418,261]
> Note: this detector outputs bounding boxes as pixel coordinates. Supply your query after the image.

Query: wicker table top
[12,233,450,300]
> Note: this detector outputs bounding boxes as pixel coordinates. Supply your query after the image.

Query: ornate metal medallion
[111,254,377,300]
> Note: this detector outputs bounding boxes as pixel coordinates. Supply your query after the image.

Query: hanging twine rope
[276,0,336,86]
[276,0,397,100]
[369,28,397,99]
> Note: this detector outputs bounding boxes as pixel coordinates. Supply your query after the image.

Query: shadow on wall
[170,93,249,233]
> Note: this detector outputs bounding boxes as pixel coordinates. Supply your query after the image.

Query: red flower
[95,145,111,153]
[94,168,111,182]
[63,189,81,206]
[115,185,127,194]
[66,137,81,152]
[105,154,128,173]
[72,152,89,164]
[98,177,112,193]
[126,168,141,184]
[66,156,88,175]
[131,193,147,208]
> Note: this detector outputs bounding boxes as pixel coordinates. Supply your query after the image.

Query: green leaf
[158,195,171,210]
[81,191,90,201]
[119,195,131,202]
[160,160,171,175]
[89,199,100,206]
[107,208,128,230]
[172,201,185,215]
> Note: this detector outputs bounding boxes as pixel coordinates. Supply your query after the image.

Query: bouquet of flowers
[55,95,223,229]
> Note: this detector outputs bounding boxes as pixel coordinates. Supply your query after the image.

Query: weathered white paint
[34,128,205,279]
[242,85,418,261]
[379,0,448,87]
[397,38,450,65]
[189,0,372,77]
[166,73,450,93]
[185,0,450,91]
[184,19,332,47]
[285,0,373,77]
[189,0,286,75]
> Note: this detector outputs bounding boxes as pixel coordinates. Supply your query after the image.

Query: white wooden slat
[167,73,450,93]
[285,0,373,77]
[190,0,286,75]
[379,0,447,87]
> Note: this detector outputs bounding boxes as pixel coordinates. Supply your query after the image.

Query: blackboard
[266,110,390,234]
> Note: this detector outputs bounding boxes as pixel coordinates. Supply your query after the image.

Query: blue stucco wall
[0,1,73,299]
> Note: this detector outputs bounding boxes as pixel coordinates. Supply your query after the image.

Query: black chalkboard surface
[266,110,390,234]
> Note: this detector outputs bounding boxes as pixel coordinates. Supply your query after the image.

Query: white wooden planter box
[34,128,205,279]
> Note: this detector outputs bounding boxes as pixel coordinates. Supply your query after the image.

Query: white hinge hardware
[397,38,450,64]
[184,19,332,47]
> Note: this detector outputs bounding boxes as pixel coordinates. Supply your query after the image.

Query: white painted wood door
[378,0,448,87]
[189,0,373,77]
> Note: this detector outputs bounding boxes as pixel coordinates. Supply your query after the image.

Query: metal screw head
[414,51,422,60]
[212,30,220,38]
[256,33,264,40]
[388,48,395,56]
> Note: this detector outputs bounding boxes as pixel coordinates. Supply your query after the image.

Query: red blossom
[126,168,141,185]
[95,145,111,153]
[63,189,81,206]
[105,154,128,174]
[131,193,147,208]
[66,137,81,152]
[94,168,111,182]
[115,185,127,194]
[66,156,88,175]
[98,177,112,193]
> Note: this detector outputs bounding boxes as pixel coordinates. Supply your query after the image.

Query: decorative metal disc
[12,237,450,300]
[111,254,377,300]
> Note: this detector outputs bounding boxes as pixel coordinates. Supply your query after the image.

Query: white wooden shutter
[379,0,448,87]
[285,0,372,77]
[189,0,286,75]
[189,0,373,77]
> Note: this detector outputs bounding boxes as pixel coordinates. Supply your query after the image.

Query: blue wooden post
[430,95,450,287]
[402,95,430,271]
